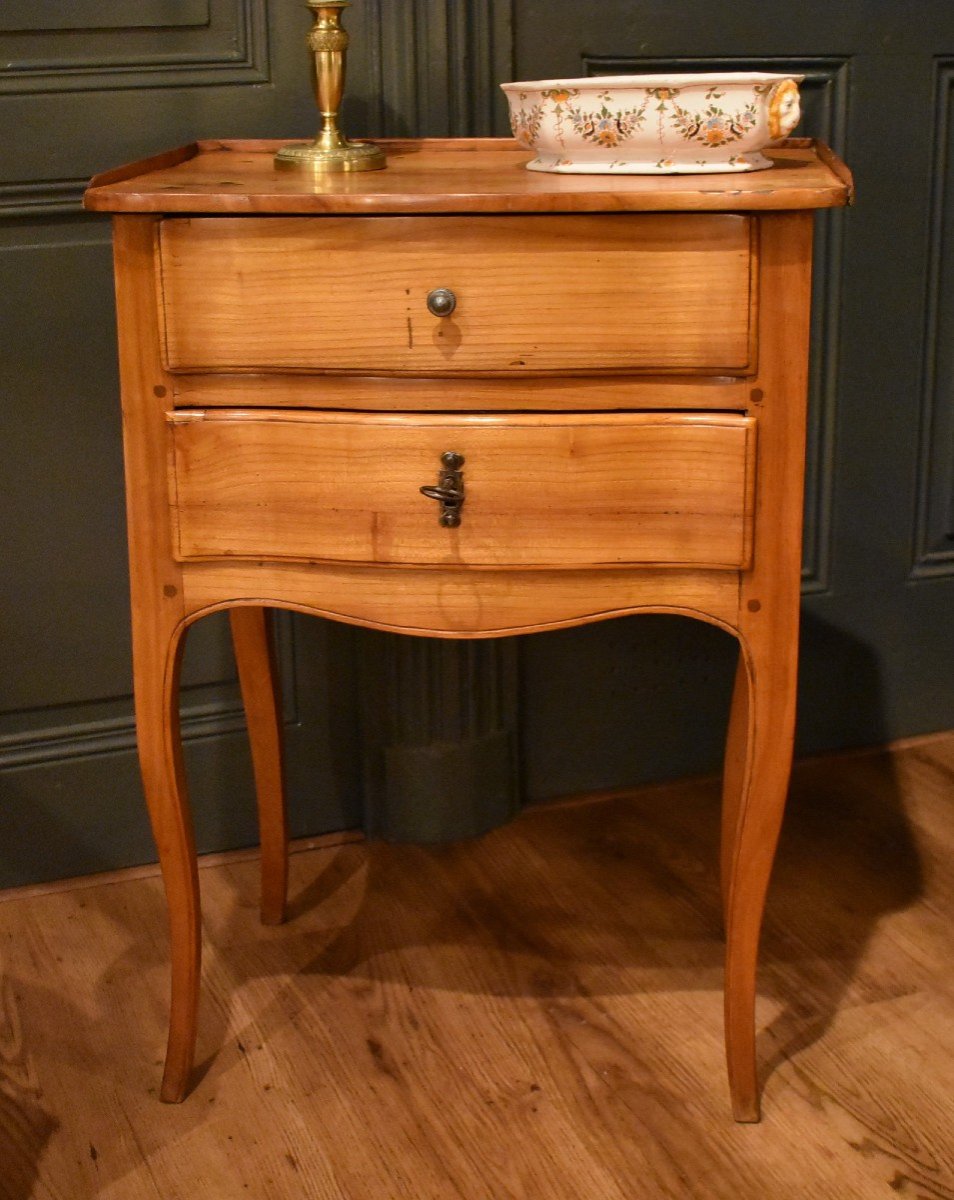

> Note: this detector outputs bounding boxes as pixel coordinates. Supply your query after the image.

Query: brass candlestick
[275,0,385,172]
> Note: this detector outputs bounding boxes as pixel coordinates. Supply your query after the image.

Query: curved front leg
[132,613,200,1104]
[720,652,750,924]
[229,606,288,925]
[721,630,798,1122]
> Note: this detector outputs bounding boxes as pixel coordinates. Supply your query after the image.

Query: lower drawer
[168,410,756,570]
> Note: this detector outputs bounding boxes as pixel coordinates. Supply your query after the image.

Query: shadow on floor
[211,612,924,1103]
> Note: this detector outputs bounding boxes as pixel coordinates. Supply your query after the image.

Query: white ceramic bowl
[500,72,803,174]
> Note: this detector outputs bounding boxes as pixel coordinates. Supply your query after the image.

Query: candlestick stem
[275,0,385,172]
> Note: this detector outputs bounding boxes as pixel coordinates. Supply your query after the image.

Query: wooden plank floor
[3,732,954,1199]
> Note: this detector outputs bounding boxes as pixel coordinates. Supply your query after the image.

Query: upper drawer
[168,410,756,570]
[158,214,756,375]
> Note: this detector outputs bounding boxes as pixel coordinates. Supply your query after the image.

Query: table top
[84,137,853,216]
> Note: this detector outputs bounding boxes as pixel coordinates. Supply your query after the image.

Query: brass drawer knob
[426,287,457,317]
[420,451,465,527]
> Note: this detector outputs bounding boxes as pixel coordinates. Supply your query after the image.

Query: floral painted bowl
[500,73,803,174]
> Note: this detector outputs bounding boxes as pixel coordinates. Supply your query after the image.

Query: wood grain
[83,137,853,214]
[111,216,200,1106]
[169,410,756,570]
[171,372,756,412]
[158,214,754,374]
[180,563,742,638]
[722,212,815,1120]
[229,607,287,927]
[91,137,852,1117]
[1,732,952,1199]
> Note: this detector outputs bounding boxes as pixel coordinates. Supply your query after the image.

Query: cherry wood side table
[85,137,852,1121]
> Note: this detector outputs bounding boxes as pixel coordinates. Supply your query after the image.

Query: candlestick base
[275,138,386,172]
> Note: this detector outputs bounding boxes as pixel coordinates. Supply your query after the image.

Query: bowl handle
[768,79,801,140]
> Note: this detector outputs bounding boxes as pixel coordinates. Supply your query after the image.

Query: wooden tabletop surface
[84,137,853,215]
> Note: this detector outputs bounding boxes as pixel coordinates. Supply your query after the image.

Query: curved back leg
[229,606,288,925]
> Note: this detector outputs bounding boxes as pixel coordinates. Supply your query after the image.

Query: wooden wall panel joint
[364,0,514,137]
[911,60,954,579]
[0,611,298,771]
[0,705,246,771]
[0,0,268,95]
[0,0,269,216]
[0,179,90,217]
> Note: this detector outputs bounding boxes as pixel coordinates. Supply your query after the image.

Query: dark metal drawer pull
[420,451,465,527]
[426,287,457,317]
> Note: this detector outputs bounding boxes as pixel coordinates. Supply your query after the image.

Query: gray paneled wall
[914,62,954,576]
[514,0,954,751]
[0,0,517,887]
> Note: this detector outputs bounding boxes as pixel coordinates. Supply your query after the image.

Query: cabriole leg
[132,614,200,1104]
[721,632,798,1122]
[229,606,288,925]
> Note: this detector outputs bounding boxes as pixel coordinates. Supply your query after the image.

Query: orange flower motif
[547,89,571,104]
